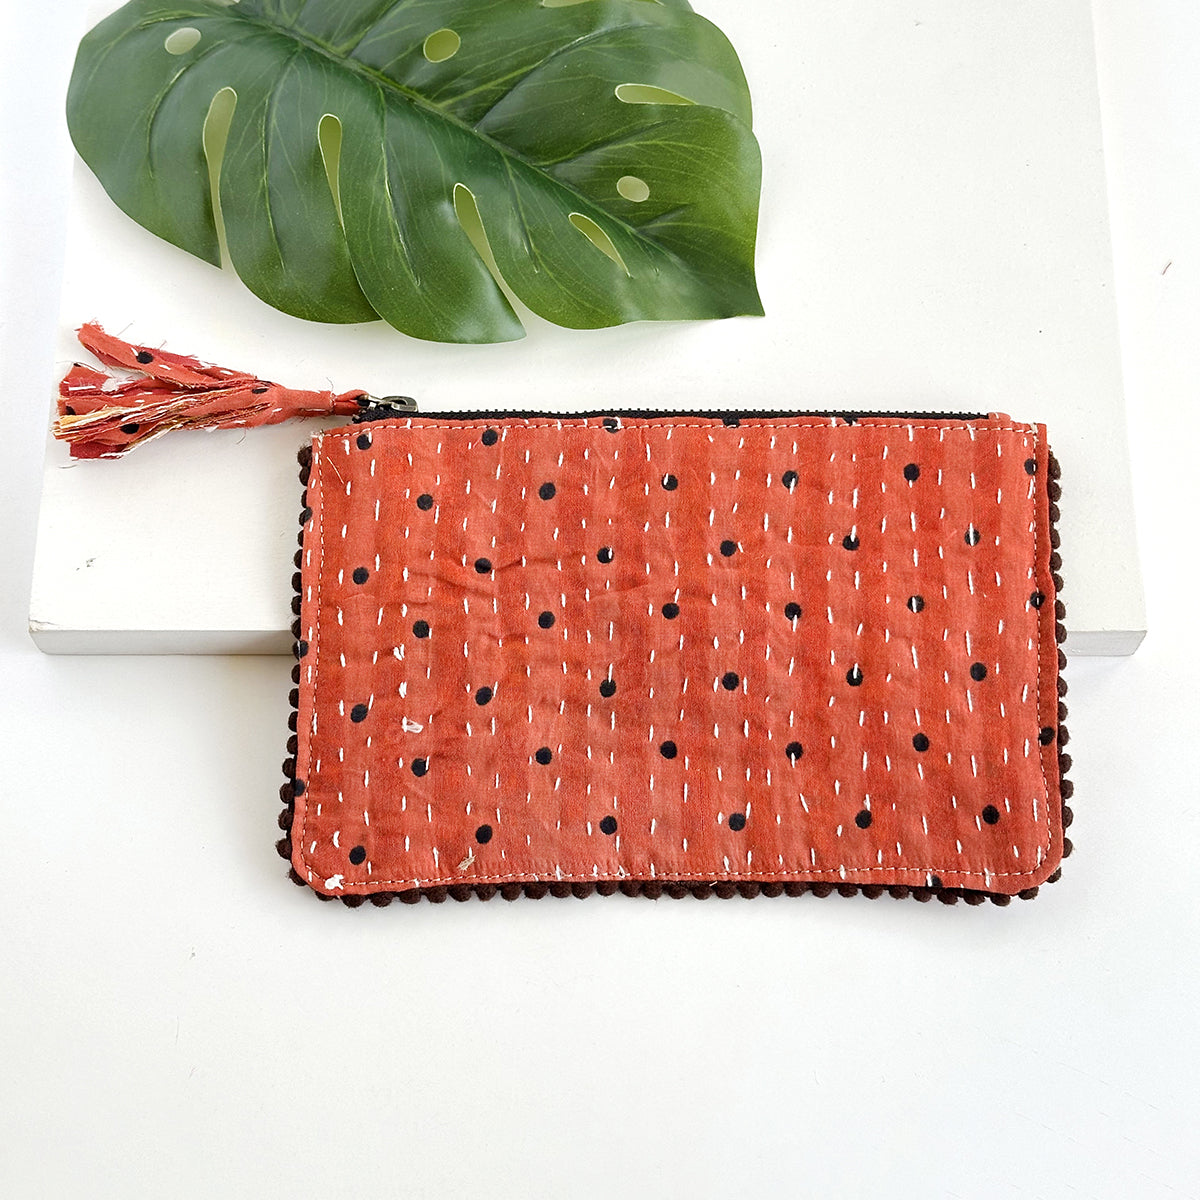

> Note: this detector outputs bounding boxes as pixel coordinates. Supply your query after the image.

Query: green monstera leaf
[68,0,763,343]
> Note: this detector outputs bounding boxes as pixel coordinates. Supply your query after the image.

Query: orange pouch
[280,411,1072,907]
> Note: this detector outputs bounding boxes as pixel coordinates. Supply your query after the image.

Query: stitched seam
[297,420,1057,890]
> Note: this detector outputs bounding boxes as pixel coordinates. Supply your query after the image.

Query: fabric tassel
[55,323,376,459]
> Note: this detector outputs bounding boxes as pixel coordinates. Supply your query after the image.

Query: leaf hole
[568,213,629,275]
[318,113,345,225]
[202,87,238,268]
[614,83,695,106]
[164,27,202,55]
[617,175,650,203]
[454,183,510,292]
[423,29,461,63]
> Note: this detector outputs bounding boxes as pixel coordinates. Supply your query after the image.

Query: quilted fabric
[288,412,1065,900]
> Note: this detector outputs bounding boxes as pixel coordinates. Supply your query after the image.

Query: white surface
[3,2,1198,1198]
[29,0,1145,655]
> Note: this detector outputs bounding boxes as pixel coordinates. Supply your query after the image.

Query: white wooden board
[31,0,1145,655]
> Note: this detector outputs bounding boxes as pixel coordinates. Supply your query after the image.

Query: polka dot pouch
[279,411,1072,907]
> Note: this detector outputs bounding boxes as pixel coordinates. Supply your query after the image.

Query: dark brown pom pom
[570,882,594,899]
[962,890,987,906]
[761,882,784,898]
[837,883,858,898]
[1060,778,1074,800]
[399,890,422,905]
[664,882,689,899]
[936,890,959,905]
[785,881,810,897]
[714,881,738,899]
[277,808,294,831]
[342,894,366,908]
[524,882,549,900]
[500,883,523,901]
[370,893,394,907]
[548,881,572,898]
[297,445,313,469]
[595,881,618,897]
[1017,886,1040,900]
[888,885,910,899]
[275,837,292,860]
[990,893,1012,907]
[690,883,712,899]
[448,885,473,902]
[641,881,664,899]
[424,886,449,904]
[476,885,498,901]
[861,884,885,900]
[736,882,761,899]
[619,881,641,897]
[288,868,306,887]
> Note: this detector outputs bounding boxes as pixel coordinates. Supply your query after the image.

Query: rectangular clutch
[279,411,1072,907]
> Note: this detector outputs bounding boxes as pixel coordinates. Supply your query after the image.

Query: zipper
[354,400,990,425]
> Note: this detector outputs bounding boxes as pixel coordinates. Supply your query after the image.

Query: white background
[2,2,1197,1197]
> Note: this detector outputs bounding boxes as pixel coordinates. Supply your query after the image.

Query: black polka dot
[538,611,556,629]
[412,758,429,777]
[416,493,434,511]
[982,804,1001,825]
[1030,590,1045,608]
[721,671,740,691]
[785,741,803,762]
[662,473,678,491]
[64,406,75,416]
[660,740,678,759]
[721,415,741,427]
[970,662,988,682]
[912,733,930,752]
[296,640,309,658]
[841,414,859,425]
[661,602,680,620]
[784,602,802,621]
[597,546,614,564]
[728,813,747,832]
[349,845,366,865]
[855,809,873,829]
[843,534,860,551]
[475,824,493,844]
[720,540,738,557]
[603,417,620,432]
[599,815,618,835]
[135,350,154,364]
[907,595,925,613]
[965,526,981,546]
[352,567,369,585]
[474,557,492,574]
[293,779,306,796]
[928,874,943,890]
[535,747,553,765]
[356,433,372,450]
[475,686,493,706]
[538,481,556,501]
[599,679,617,698]
[903,463,920,482]
[350,703,369,723]
[782,470,799,490]
[252,386,270,396]
[1039,726,1056,745]
[481,428,499,446]
[846,666,864,687]
[412,620,430,639]
[1024,458,1037,475]
[120,422,141,435]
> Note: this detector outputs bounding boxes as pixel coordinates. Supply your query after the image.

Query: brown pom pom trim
[278,434,1073,907]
